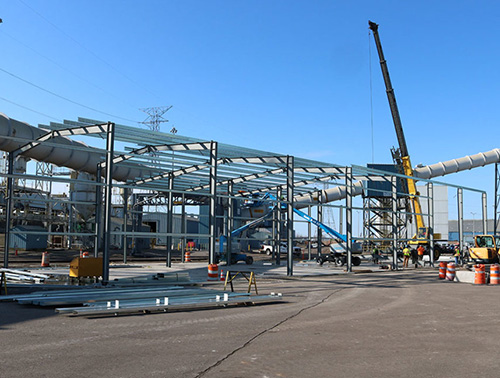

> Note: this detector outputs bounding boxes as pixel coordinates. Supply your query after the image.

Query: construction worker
[417,245,425,262]
[403,245,411,268]
[372,245,380,264]
[454,245,461,266]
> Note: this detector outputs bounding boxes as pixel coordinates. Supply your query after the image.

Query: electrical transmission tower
[140,106,172,132]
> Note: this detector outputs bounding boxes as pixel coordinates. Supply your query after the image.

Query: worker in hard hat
[454,245,461,266]
[403,245,411,268]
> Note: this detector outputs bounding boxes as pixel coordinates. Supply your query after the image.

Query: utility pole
[140,106,172,132]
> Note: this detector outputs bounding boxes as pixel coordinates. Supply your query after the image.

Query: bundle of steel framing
[0,268,50,283]
[1,285,283,316]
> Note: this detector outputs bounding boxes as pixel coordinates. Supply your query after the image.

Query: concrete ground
[1,261,497,378]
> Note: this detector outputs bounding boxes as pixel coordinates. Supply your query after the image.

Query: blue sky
[1,0,499,225]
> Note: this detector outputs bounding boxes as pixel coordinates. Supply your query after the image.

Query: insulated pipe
[294,148,500,209]
[0,113,145,182]
[413,149,500,180]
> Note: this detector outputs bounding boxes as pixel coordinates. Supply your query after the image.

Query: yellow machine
[469,235,500,263]
[69,257,103,279]
[369,21,438,257]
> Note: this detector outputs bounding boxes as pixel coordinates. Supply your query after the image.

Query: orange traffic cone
[220,269,225,281]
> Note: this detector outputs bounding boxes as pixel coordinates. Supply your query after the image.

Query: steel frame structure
[0,115,490,278]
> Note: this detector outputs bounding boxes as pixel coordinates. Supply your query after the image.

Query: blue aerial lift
[244,193,362,267]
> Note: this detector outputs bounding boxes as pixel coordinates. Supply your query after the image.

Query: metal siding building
[9,225,47,250]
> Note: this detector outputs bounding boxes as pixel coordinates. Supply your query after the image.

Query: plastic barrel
[184,251,191,262]
[439,261,447,279]
[474,264,486,285]
[490,264,500,285]
[446,262,456,281]
[207,264,219,281]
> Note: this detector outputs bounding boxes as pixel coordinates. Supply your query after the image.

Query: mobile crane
[368,21,440,258]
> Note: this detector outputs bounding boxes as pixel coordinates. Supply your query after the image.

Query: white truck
[260,242,301,256]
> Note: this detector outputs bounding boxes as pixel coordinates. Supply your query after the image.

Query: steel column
[227,181,234,265]
[208,141,218,264]
[482,192,488,234]
[166,174,174,268]
[3,153,14,268]
[317,199,323,259]
[94,164,102,258]
[457,188,464,255]
[122,187,129,264]
[428,183,434,265]
[101,122,115,284]
[392,175,398,270]
[276,187,282,266]
[307,205,312,260]
[181,193,186,263]
[495,163,499,236]
[286,155,294,276]
[345,167,353,273]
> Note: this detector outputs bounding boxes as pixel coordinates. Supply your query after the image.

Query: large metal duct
[0,113,145,182]
[412,149,500,180]
[294,148,500,209]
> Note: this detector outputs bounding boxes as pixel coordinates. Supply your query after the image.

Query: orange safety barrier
[474,264,486,285]
[438,261,447,279]
[41,252,50,267]
[490,264,500,285]
[184,251,191,262]
[446,262,456,281]
[207,264,219,281]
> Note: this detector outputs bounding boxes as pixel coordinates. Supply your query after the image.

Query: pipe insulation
[412,149,500,180]
[294,148,500,209]
[1,113,498,207]
[0,113,145,182]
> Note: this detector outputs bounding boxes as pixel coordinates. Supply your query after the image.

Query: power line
[0,95,60,121]
[0,28,138,110]
[18,0,162,101]
[0,66,138,123]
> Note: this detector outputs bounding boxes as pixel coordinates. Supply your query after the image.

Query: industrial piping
[293,148,500,209]
[1,113,499,206]
[0,113,145,182]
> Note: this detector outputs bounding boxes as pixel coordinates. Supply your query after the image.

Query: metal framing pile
[1,286,283,317]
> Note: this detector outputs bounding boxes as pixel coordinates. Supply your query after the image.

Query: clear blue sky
[1,0,499,223]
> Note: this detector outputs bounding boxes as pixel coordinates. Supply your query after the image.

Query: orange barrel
[438,261,447,279]
[41,252,50,267]
[446,262,456,281]
[207,264,219,281]
[490,264,500,285]
[184,251,191,262]
[474,264,486,285]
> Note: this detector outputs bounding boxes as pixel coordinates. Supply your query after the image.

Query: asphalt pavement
[1,261,497,378]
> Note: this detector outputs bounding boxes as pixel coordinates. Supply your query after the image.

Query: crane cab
[469,235,500,263]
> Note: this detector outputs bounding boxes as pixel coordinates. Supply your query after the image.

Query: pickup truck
[260,242,301,256]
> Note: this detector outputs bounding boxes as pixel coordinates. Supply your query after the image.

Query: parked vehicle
[260,242,301,256]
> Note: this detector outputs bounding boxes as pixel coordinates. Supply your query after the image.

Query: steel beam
[227,181,234,265]
[345,167,353,273]
[208,141,218,264]
[457,188,463,255]
[286,156,294,276]
[102,122,115,284]
[392,175,398,270]
[427,183,434,265]
[166,174,174,267]
[482,192,488,234]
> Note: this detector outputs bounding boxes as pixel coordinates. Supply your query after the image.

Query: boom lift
[369,21,439,257]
